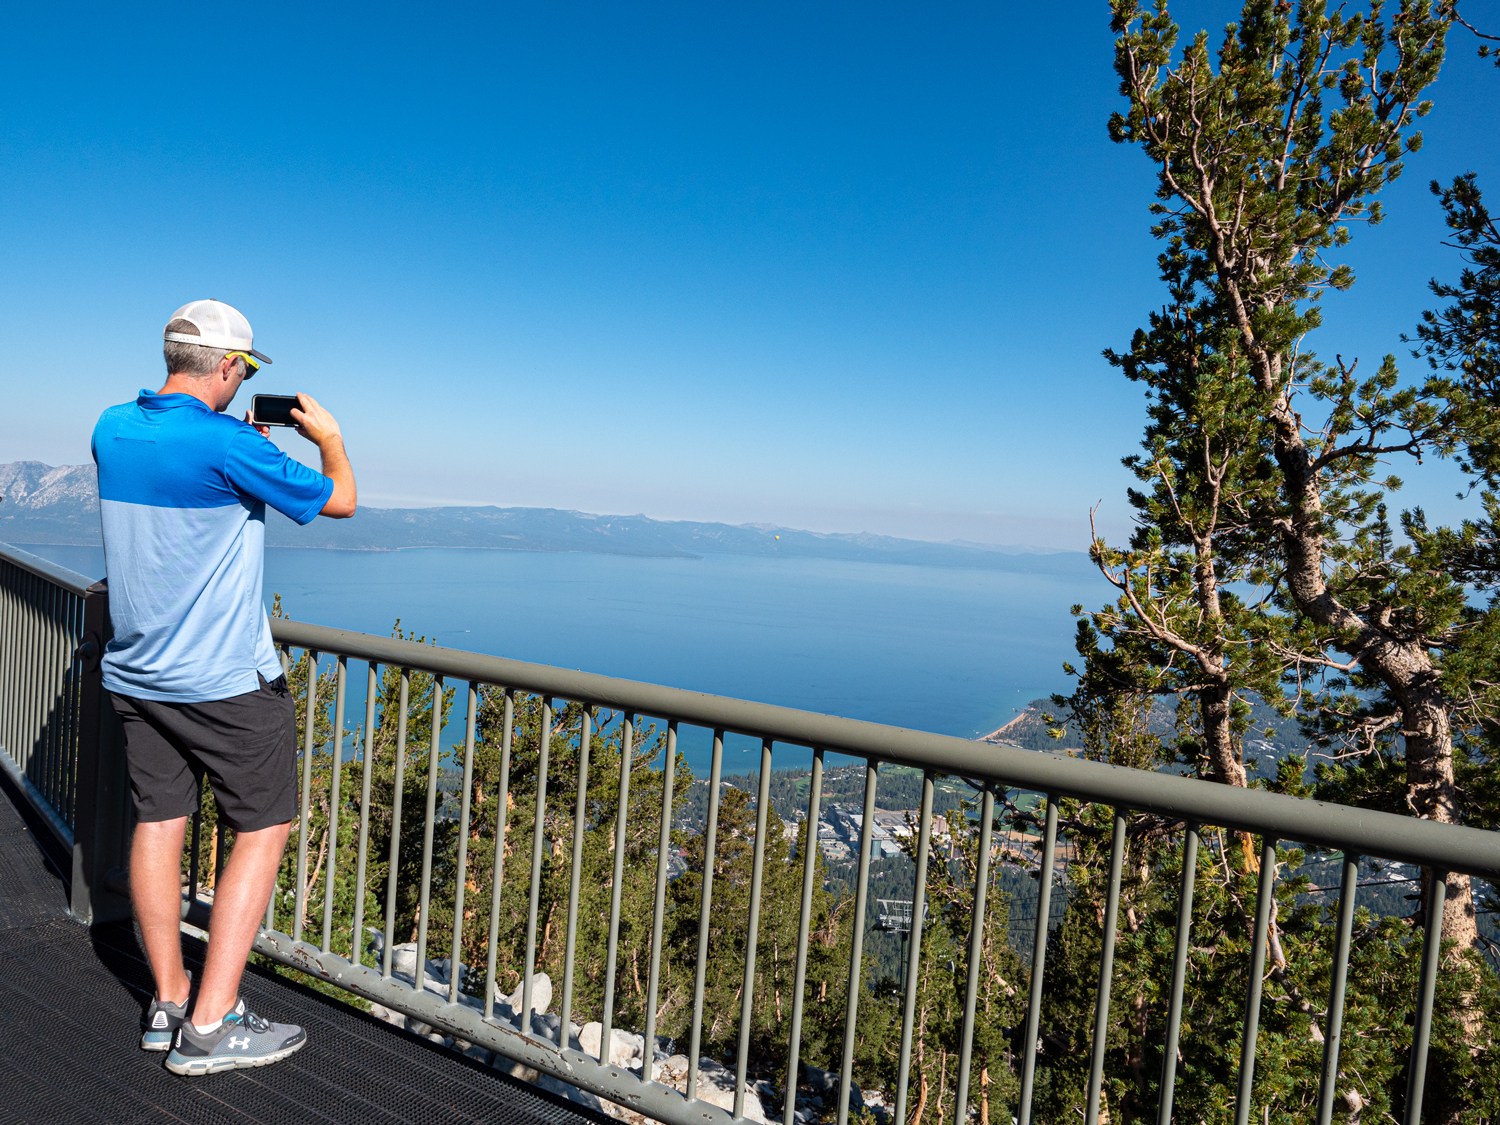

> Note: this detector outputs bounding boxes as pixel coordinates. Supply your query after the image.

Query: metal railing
[4,540,1500,1125]
[0,546,88,836]
[0,545,130,922]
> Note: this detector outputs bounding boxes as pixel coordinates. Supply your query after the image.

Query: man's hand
[289,393,342,446]
[242,410,272,439]
[290,393,357,519]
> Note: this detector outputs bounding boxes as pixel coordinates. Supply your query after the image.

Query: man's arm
[290,393,357,519]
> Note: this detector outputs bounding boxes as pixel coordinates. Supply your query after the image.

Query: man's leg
[131,817,192,1007]
[190,820,292,1027]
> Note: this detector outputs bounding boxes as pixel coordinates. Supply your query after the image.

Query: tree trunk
[1394,670,1479,958]
[1266,395,1477,953]
[1199,686,1247,790]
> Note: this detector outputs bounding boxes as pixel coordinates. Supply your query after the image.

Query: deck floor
[0,779,611,1125]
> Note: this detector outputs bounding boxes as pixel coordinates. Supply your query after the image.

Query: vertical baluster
[953,785,996,1125]
[0,567,10,762]
[1017,796,1060,1125]
[41,583,58,808]
[1,567,13,765]
[837,759,879,1125]
[62,587,77,816]
[381,671,411,978]
[413,675,444,991]
[448,683,478,1006]
[214,811,229,887]
[18,573,32,774]
[1085,810,1128,1125]
[5,568,18,767]
[1234,837,1279,1125]
[687,729,726,1102]
[12,570,25,767]
[1405,870,1449,1122]
[16,571,32,773]
[292,650,320,944]
[733,737,776,1117]
[49,584,66,812]
[45,584,58,808]
[1157,823,1200,1125]
[320,656,348,952]
[266,644,293,933]
[6,571,19,768]
[61,588,76,816]
[188,803,202,906]
[22,573,38,774]
[60,592,81,827]
[33,581,48,806]
[10,569,26,771]
[893,770,935,1125]
[782,747,825,1125]
[484,689,516,1022]
[522,698,554,1035]
[643,721,678,1068]
[560,706,593,1045]
[69,591,85,825]
[351,663,379,967]
[34,577,47,781]
[1315,852,1359,1125]
[600,712,635,1058]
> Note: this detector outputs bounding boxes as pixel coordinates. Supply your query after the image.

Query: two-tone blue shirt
[92,391,334,702]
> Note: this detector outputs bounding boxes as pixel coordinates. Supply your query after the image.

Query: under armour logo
[227,1036,251,1049]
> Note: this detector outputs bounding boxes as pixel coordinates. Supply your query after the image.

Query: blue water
[27,543,1097,769]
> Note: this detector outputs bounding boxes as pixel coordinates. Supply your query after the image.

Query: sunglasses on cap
[225,351,260,380]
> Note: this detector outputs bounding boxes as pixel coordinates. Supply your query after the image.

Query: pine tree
[1065,3,1500,1118]
[1103,0,1484,959]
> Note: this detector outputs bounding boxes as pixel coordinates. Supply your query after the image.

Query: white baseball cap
[163,299,272,364]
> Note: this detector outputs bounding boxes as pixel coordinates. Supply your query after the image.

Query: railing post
[68,580,132,925]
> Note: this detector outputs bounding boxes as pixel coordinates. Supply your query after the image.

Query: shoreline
[979,704,1047,745]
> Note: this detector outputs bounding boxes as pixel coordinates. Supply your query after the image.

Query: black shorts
[110,673,298,833]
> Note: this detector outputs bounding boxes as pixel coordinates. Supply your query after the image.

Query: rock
[506,972,552,1017]
[531,1011,563,1042]
[652,1055,767,1124]
[382,943,462,995]
[799,1064,862,1114]
[388,943,420,978]
[579,1022,646,1069]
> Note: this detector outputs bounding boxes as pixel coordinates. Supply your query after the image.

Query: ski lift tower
[876,898,915,934]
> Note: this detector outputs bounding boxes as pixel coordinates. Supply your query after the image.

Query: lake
[26,543,1099,771]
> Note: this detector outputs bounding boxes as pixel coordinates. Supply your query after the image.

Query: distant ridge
[0,460,1090,574]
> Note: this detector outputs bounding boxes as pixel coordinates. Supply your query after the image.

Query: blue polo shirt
[92,390,334,702]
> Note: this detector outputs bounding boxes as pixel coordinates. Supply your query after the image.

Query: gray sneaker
[164,997,306,1076]
[140,972,192,1052]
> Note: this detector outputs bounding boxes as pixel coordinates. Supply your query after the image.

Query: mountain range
[0,460,1092,575]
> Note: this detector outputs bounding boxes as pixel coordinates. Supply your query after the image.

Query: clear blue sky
[2,4,1496,550]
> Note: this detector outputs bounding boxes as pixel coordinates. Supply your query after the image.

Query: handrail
[0,543,96,596]
[273,618,1500,880]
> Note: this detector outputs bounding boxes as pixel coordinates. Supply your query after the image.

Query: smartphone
[251,394,301,428]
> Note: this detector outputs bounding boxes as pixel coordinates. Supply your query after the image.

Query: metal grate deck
[0,782,613,1125]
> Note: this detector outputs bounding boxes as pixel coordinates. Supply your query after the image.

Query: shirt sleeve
[222,427,335,526]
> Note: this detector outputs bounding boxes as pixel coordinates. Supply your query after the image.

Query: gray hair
[163,318,231,376]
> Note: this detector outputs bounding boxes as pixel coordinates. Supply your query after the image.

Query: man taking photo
[92,299,355,1075]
